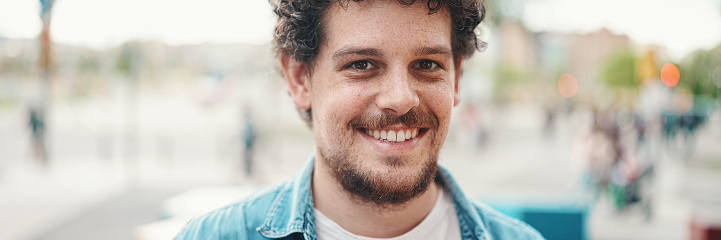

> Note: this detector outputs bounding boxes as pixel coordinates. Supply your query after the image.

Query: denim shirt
[174,157,544,240]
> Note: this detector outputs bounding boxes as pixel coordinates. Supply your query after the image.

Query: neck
[312,159,440,238]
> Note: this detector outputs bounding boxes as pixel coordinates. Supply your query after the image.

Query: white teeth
[397,130,405,142]
[367,128,420,142]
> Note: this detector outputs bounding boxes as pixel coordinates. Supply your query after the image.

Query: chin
[321,146,439,205]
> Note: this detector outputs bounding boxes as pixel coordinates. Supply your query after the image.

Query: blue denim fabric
[174,157,545,240]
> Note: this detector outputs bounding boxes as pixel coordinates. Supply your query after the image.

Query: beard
[319,108,441,206]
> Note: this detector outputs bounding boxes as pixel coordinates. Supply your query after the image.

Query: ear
[453,56,464,107]
[281,54,312,110]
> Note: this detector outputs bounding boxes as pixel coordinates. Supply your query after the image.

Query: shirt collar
[257,156,316,239]
[257,156,491,240]
[437,164,492,240]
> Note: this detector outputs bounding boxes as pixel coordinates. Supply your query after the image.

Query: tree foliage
[600,49,639,89]
[115,42,143,77]
[679,45,721,99]
[492,63,532,101]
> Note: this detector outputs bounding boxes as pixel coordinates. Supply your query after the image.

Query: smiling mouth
[359,128,425,143]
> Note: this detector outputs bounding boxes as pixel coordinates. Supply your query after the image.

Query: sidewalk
[0,162,127,240]
[0,94,311,240]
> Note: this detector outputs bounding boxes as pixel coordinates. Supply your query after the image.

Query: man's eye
[349,60,373,70]
[415,60,438,70]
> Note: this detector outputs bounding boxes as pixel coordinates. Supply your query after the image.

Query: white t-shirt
[314,187,461,240]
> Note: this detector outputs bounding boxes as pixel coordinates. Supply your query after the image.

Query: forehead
[320,1,452,56]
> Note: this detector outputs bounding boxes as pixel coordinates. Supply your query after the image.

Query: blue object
[485,199,589,240]
[39,0,54,16]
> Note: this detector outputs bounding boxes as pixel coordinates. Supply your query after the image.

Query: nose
[375,68,419,115]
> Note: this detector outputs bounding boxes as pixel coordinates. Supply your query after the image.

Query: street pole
[35,0,54,165]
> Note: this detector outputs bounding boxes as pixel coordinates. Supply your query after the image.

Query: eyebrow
[331,45,454,62]
[332,47,383,61]
[415,45,453,58]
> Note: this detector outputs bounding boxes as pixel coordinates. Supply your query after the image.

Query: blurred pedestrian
[458,103,487,151]
[242,110,256,179]
[28,107,47,165]
[543,105,557,138]
[633,112,646,149]
[662,111,678,148]
[679,111,706,156]
[579,109,653,217]
[578,120,616,202]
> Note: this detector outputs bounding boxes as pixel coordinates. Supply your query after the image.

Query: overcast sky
[523,0,721,59]
[0,0,276,46]
[0,0,719,59]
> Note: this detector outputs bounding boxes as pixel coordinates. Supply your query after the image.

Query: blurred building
[495,22,636,104]
[569,28,632,90]
[498,20,536,70]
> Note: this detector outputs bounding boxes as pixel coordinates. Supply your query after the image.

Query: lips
[349,108,436,145]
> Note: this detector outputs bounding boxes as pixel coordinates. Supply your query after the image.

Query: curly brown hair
[269,0,487,127]
[271,0,486,63]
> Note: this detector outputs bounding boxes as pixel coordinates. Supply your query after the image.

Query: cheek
[420,84,455,142]
[314,84,369,131]
[421,84,455,116]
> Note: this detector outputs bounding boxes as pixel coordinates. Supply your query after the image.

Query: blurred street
[1,0,721,239]
[1,93,720,240]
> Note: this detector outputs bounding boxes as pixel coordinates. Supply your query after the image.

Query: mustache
[348,108,438,129]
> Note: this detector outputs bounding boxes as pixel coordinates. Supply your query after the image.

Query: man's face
[302,1,460,204]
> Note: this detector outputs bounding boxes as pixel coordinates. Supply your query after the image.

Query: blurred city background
[1,0,721,239]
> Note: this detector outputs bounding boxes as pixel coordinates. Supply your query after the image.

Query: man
[175,0,544,239]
